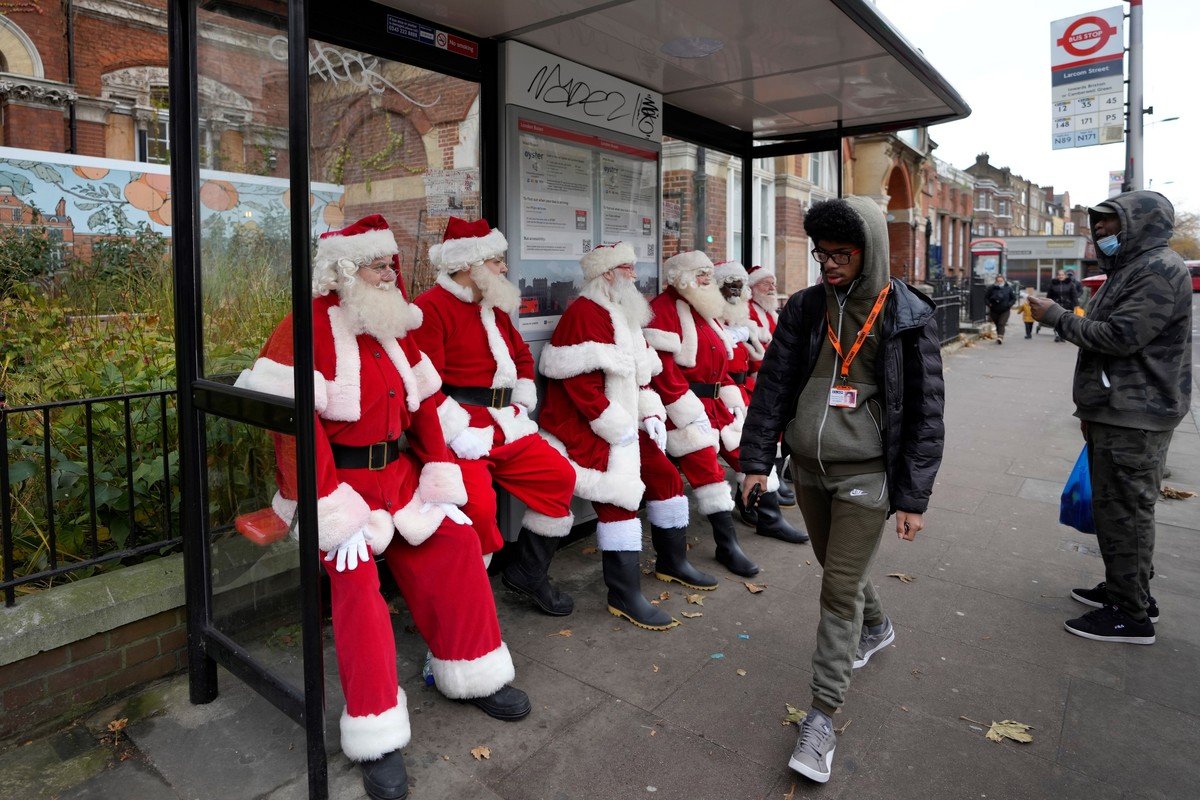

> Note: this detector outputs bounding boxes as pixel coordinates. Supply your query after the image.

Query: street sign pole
[1122,0,1143,191]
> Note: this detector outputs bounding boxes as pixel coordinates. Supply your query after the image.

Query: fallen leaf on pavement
[649,729,657,736]
[581,546,599,555]
[805,560,812,566]
[471,746,491,760]
[107,718,128,733]
[681,611,703,618]
[658,591,670,601]
[652,664,660,673]
[547,629,572,638]
[1160,486,1196,500]
[686,594,704,606]
[834,719,852,735]
[746,582,766,593]
[784,782,796,800]
[986,720,1034,744]
[784,703,807,725]
[911,669,922,678]
[887,573,916,583]
[736,669,747,677]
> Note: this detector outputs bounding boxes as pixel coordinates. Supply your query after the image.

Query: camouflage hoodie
[1043,190,1192,431]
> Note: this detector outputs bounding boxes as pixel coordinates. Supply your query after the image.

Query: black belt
[443,384,513,409]
[729,372,747,385]
[331,439,403,471]
[689,381,722,399]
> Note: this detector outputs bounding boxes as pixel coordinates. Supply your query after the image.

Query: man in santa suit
[746,264,796,507]
[713,261,808,541]
[236,215,529,800]
[539,243,719,630]
[412,217,576,617]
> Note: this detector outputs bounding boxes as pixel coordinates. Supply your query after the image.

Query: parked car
[1187,260,1200,292]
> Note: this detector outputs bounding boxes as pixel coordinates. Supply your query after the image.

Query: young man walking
[740,197,945,784]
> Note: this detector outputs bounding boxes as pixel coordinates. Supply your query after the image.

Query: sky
[872,0,1200,216]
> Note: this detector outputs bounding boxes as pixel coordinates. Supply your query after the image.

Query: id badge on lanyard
[825,283,890,410]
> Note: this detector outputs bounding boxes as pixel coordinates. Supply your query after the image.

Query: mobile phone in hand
[747,483,763,509]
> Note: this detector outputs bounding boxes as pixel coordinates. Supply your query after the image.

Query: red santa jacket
[747,298,777,385]
[538,283,666,511]
[642,286,745,455]
[235,293,466,553]
[411,276,539,454]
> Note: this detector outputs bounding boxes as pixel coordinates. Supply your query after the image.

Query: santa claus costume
[412,217,576,617]
[714,262,805,539]
[235,215,528,800]
[539,243,719,630]
[746,264,796,507]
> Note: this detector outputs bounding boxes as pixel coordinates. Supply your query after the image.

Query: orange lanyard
[825,283,890,387]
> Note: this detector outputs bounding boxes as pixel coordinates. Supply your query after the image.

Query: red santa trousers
[593,432,685,523]
[458,433,576,549]
[322,518,511,761]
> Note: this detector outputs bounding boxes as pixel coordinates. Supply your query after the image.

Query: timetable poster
[518,124,595,260]
[600,152,658,262]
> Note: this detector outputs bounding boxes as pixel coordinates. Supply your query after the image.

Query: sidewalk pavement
[4,322,1199,800]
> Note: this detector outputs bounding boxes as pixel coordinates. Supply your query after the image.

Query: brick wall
[3,104,66,151]
[0,609,185,744]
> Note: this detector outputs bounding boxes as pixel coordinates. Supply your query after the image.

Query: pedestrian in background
[1046,270,1080,342]
[1017,290,1036,339]
[985,274,1016,344]
[1029,190,1192,645]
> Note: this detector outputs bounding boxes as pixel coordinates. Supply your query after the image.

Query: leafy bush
[0,211,56,299]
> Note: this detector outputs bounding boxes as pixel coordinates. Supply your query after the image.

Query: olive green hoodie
[785,196,889,473]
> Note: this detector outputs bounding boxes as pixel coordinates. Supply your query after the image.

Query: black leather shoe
[501,528,574,616]
[361,748,409,800]
[708,511,760,577]
[466,685,532,721]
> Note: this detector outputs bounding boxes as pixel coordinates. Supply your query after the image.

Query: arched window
[0,15,44,78]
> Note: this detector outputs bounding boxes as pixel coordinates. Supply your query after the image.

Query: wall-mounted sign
[1050,8,1124,150]
[386,13,478,59]
[504,41,662,142]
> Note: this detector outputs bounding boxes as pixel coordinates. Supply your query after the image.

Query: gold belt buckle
[492,387,505,408]
[367,441,388,471]
[711,384,720,399]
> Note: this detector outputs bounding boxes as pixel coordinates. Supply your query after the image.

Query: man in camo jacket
[1030,190,1193,646]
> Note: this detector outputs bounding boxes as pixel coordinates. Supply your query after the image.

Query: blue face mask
[1096,234,1120,256]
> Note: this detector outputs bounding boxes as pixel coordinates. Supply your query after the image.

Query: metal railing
[1,389,181,606]
[932,293,962,344]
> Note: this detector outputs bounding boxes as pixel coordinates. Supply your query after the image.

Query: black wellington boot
[465,684,532,721]
[708,511,760,577]
[734,483,760,526]
[755,491,808,544]
[775,458,796,507]
[602,551,678,630]
[651,525,718,590]
[361,748,409,800]
[501,528,575,616]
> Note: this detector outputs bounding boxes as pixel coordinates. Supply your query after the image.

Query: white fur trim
[316,483,372,552]
[719,383,746,411]
[675,299,699,367]
[430,229,508,273]
[664,250,714,285]
[581,242,637,280]
[339,688,410,762]
[479,307,519,388]
[767,466,781,493]
[323,304,364,421]
[487,405,539,443]
[666,422,719,458]
[410,354,442,402]
[643,327,682,354]
[589,403,637,445]
[720,417,743,451]
[435,272,475,302]
[522,509,575,538]
[234,360,330,414]
[693,481,735,514]
[540,340,636,380]
[747,266,776,287]
[743,320,767,360]
[418,461,467,506]
[513,378,538,412]
[634,341,663,385]
[714,261,749,285]
[365,508,395,555]
[596,517,643,552]
[647,495,689,529]
[379,337,422,413]
[638,388,666,421]
[709,315,735,359]
[664,392,706,429]
[540,431,645,511]
[392,493,444,547]
[482,552,493,568]
[429,641,515,699]
[437,396,472,442]
[271,491,297,530]
[317,229,398,268]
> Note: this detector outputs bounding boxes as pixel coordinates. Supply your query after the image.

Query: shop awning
[373,0,970,145]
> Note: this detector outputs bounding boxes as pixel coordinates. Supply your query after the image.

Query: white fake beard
[608,274,652,330]
[751,285,776,311]
[469,263,521,313]
[720,291,751,325]
[339,277,416,340]
[676,281,727,320]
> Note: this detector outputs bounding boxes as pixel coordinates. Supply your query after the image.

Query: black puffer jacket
[741,279,946,515]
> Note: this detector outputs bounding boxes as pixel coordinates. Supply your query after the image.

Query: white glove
[615,426,638,447]
[514,403,531,418]
[643,416,667,451]
[324,527,372,572]
[691,414,713,434]
[449,429,489,460]
[730,405,746,422]
[421,502,473,527]
[727,325,751,344]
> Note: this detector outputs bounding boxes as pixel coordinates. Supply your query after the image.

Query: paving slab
[56,757,180,800]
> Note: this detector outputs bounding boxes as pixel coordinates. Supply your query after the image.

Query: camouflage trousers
[1085,421,1173,622]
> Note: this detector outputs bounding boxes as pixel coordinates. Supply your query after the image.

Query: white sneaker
[853,618,895,669]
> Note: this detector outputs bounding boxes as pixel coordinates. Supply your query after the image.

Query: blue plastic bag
[1059,445,1095,534]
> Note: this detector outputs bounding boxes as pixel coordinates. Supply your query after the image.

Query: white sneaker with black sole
[788,710,837,783]
[853,617,895,669]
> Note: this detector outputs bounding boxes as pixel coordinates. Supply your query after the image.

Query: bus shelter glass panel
[305,41,481,298]
[660,135,738,264]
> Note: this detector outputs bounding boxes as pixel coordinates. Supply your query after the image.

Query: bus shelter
[165,0,968,795]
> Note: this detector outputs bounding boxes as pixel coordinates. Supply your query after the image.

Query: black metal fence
[932,293,962,344]
[1,389,181,606]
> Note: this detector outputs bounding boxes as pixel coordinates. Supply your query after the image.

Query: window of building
[752,174,774,269]
[140,86,171,164]
[728,162,743,261]
[997,199,1008,216]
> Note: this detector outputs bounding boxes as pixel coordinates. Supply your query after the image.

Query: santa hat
[581,242,636,280]
[747,264,776,288]
[664,250,714,287]
[316,214,398,266]
[713,260,749,286]
[429,216,508,274]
